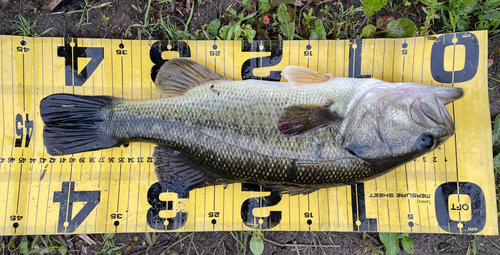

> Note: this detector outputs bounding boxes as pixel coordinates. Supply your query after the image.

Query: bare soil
[1,0,500,254]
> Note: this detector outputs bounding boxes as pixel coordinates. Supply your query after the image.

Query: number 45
[15,113,33,148]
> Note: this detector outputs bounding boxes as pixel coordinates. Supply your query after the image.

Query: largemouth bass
[40,58,464,195]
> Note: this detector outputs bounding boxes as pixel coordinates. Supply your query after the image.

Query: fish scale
[107,82,369,185]
[40,58,463,195]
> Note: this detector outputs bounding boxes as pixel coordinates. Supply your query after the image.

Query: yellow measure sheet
[0,31,496,235]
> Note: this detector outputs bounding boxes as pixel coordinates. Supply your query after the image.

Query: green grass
[66,0,99,28]
[8,14,53,37]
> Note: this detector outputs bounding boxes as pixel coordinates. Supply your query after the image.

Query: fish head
[344,82,464,171]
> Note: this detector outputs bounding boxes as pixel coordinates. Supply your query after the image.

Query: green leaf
[456,17,469,31]
[19,240,29,253]
[286,22,295,39]
[473,237,477,255]
[219,25,230,39]
[243,25,256,41]
[205,19,221,39]
[145,233,154,246]
[398,233,414,254]
[233,24,242,39]
[361,24,377,38]
[38,27,54,37]
[250,235,264,255]
[242,0,252,5]
[484,11,500,21]
[311,19,326,40]
[8,241,16,249]
[493,115,500,141]
[493,154,500,173]
[363,0,387,17]
[31,236,40,249]
[379,233,399,255]
[277,4,290,23]
[259,0,271,12]
[58,245,68,255]
[386,18,416,37]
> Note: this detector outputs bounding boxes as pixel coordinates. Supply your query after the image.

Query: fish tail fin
[40,93,121,156]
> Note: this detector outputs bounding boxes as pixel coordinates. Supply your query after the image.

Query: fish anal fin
[278,101,342,137]
[155,58,228,96]
[283,66,332,86]
[154,146,228,195]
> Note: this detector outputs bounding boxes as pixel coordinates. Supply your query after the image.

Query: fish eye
[418,133,434,150]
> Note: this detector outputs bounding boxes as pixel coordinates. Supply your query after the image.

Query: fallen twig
[213,233,230,255]
[222,240,227,255]
[166,233,193,251]
[202,29,210,40]
[191,233,200,255]
[317,0,342,5]
[192,238,201,255]
[354,16,368,36]
[292,239,301,255]
[293,232,301,255]
[485,236,500,251]
[79,234,97,246]
[226,2,235,11]
[129,240,170,255]
[365,233,381,245]
[313,232,327,255]
[264,238,341,248]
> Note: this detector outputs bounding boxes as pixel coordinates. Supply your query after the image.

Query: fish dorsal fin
[154,146,230,196]
[283,66,333,86]
[278,101,342,137]
[155,58,228,96]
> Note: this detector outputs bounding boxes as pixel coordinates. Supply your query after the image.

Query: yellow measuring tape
[0,31,496,235]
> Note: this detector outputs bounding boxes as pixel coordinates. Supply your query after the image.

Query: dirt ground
[1,0,500,254]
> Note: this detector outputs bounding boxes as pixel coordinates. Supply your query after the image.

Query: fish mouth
[410,86,464,135]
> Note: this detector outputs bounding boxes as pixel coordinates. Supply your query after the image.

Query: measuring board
[0,31,496,235]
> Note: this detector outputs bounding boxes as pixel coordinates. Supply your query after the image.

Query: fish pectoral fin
[278,101,342,137]
[155,58,229,96]
[154,146,228,194]
[264,184,318,196]
[283,66,333,86]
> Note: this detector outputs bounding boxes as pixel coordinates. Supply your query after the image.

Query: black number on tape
[149,41,191,83]
[111,213,123,219]
[116,50,128,55]
[240,183,282,229]
[351,183,377,231]
[146,182,188,230]
[434,182,486,234]
[14,113,33,148]
[16,47,29,52]
[53,182,100,233]
[241,41,283,81]
[57,38,104,86]
[430,32,479,83]
[9,215,23,221]
[208,212,220,217]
